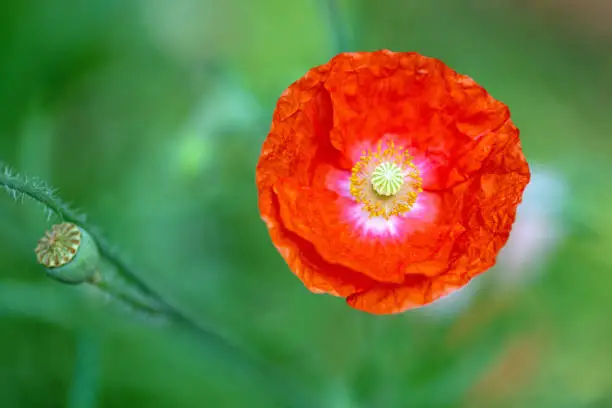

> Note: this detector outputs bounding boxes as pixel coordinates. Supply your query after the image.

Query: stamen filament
[349,141,422,219]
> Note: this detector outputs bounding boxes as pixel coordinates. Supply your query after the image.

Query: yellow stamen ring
[349,141,422,219]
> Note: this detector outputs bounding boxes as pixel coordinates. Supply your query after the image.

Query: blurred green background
[1,0,611,407]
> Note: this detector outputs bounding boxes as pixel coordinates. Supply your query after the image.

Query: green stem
[92,259,166,317]
[0,166,166,308]
[68,331,99,408]
[0,165,319,408]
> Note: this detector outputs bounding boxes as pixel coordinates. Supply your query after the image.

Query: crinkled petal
[256,50,530,315]
[274,178,454,283]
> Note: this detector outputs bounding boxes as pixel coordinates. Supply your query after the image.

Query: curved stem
[0,165,319,408]
[0,166,163,303]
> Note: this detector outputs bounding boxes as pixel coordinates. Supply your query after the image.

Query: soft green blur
[1,1,611,407]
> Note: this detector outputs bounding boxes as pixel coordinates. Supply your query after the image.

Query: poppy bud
[35,222,100,284]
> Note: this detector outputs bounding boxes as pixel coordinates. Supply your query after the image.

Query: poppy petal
[256,50,530,314]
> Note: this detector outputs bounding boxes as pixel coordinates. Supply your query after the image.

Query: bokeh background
[1,0,611,407]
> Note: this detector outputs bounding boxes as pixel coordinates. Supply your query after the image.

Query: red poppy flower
[256,50,530,315]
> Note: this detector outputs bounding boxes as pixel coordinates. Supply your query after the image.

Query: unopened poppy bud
[35,222,100,284]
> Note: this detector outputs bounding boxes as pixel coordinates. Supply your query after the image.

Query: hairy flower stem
[92,258,166,316]
[0,165,318,408]
[0,166,161,301]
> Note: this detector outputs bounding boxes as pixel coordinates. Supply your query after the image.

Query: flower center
[349,141,422,219]
[371,162,404,196]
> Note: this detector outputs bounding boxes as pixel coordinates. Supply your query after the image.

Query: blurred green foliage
[1,0,611,407]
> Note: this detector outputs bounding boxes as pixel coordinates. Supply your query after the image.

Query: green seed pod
[34,223,100,284]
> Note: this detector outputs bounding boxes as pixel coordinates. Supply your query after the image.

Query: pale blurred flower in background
[495,165,567,289]
[421,165,568,319]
